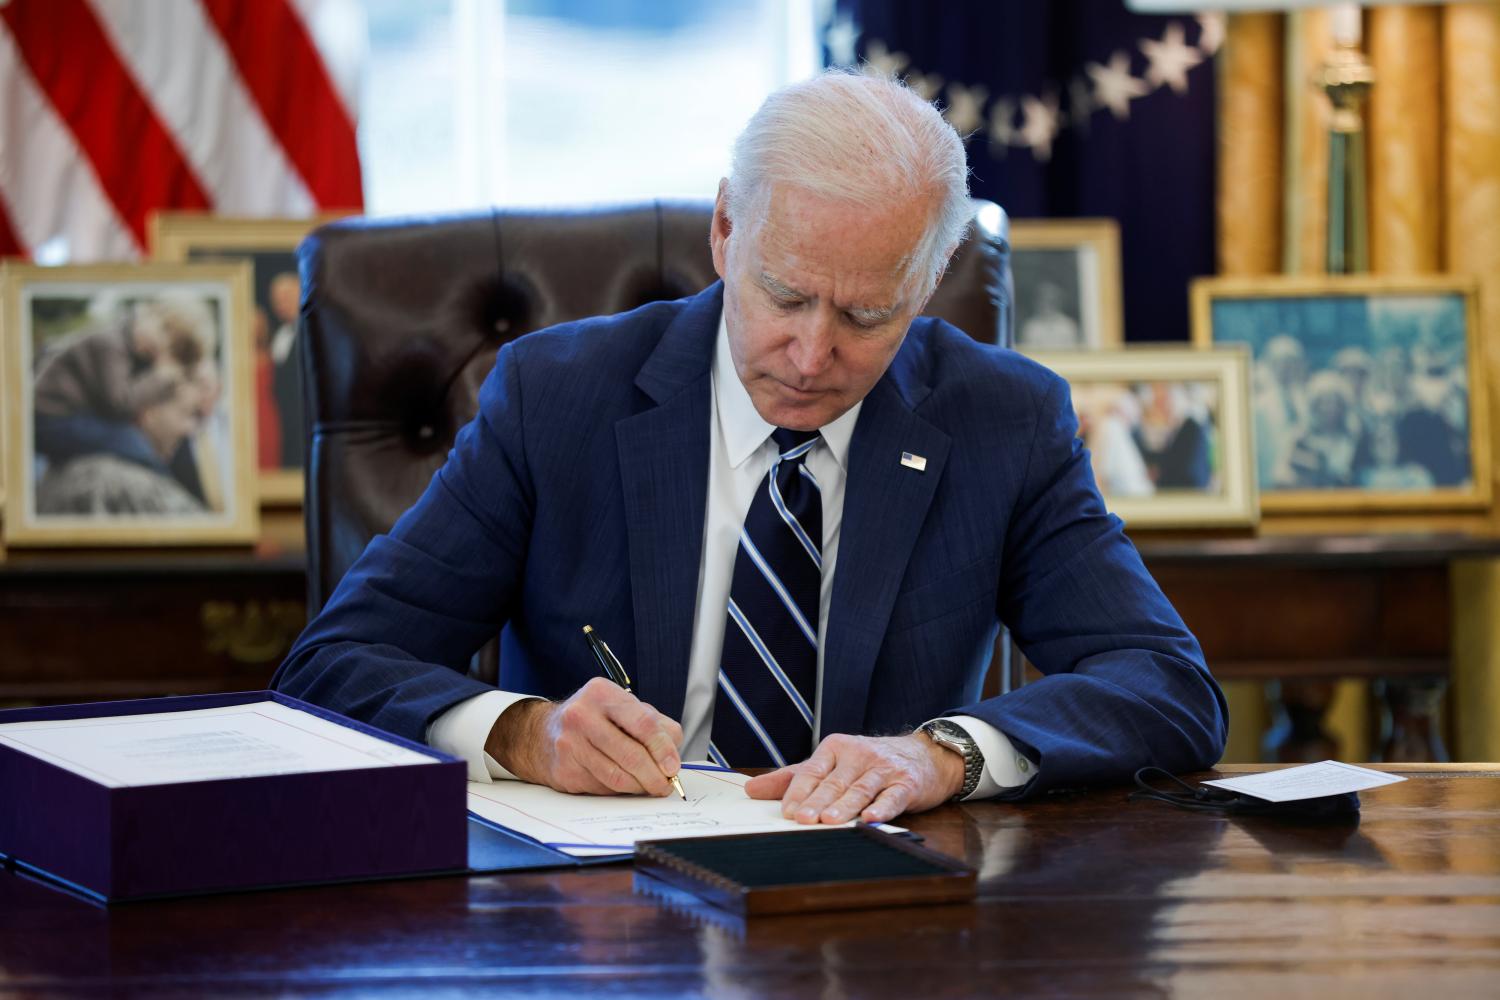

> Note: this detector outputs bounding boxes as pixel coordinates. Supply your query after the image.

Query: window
[357,0,819,215]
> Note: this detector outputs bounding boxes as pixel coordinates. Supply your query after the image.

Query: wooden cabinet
[4,535,1497,762]
[0,546,305,703]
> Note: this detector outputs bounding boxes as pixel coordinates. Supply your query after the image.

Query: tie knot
[772,428,819,456]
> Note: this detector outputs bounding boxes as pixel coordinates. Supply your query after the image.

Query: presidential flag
[825,0,1219,344]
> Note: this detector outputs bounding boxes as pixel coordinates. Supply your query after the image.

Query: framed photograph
[1,262,258,546]
[1191,275,1490,513]
[1010,218,1124,352]
[1030,348,1258,528]
[151,214,342,505]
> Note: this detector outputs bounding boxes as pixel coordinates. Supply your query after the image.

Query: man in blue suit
[275,71,1225,825]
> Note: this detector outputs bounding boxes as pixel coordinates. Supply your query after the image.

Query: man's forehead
[745,188,928,294]
[751,224,915,293]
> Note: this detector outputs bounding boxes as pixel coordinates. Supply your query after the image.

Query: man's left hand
[744,732,965,824]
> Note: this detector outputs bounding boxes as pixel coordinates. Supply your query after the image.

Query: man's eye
[773,298,802,311]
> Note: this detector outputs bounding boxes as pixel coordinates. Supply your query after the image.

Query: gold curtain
[1217,14,1282,277]
[1216,4,1500,762]
[1369,7,1443,273]
[1442,4,1500,761]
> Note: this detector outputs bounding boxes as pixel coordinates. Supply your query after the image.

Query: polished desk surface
[2,766,1497,997]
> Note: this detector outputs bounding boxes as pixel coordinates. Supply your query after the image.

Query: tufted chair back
[298,199,1014,625]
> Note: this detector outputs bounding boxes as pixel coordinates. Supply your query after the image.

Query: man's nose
[786,309,835,380]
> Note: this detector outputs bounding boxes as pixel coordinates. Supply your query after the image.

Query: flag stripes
[0,0,361,262]
[0,200,23,258]
[0,21,138,261]
[90,0,316,218]
[2,0,212,251]
[202,0,363,209]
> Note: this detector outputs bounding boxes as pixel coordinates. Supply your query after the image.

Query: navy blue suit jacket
[275,283,1226,798]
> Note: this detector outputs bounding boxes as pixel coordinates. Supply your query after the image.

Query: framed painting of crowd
[1010,219,1124,353]
[150,214,340,506]
[1192,276,1490,513]
[1,263,258,546]
[1030,347,1258,528]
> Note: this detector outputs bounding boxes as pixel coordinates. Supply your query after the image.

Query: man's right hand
[484,677,684,796]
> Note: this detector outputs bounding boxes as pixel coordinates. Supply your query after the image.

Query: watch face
[929,720,968,744]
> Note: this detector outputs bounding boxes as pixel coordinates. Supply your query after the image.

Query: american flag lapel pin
[900,452,927,472]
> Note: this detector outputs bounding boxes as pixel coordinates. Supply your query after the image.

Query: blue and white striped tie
[709,428,822,769]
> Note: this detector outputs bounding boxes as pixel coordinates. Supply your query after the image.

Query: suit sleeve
[271,342,536,743]
[952,371,1228,799]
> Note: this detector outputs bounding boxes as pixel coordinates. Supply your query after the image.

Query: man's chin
[756,395,842,431]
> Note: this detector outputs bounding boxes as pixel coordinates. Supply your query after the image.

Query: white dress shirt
[428,312,1036,799]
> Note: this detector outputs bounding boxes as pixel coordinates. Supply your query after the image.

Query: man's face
[270,274,300,322]
[710,181,935,431]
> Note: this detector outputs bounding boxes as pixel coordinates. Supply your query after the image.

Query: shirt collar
[712,310,861,471]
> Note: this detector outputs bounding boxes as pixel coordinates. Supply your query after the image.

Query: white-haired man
[277,71,1225,822]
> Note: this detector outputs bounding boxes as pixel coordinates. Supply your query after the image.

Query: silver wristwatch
[920,719,984,800]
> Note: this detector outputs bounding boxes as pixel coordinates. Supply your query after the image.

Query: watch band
[921,720,984,800]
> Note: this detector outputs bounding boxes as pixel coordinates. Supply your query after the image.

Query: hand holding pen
[584,626,687,800]
[483,634,684,798]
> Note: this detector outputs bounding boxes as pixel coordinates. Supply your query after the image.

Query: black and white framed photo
[1031,347,1258,527]
[1010,218,1124,352]
[1,263,258,546]
[1192,275,1490,513]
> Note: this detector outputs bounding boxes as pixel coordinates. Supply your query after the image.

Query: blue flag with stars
[824,0,1220,345]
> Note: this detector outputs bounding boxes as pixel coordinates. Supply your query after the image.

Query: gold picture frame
[1010,218,1124,352]
[1191,274,1491,513]
[1,262,258,546]
[151,213,345,506]
[1030,347,1258,528]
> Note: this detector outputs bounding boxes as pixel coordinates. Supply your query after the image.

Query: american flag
[0,0,362,263]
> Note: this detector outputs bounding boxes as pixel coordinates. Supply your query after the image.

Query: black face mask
[1129,767,1362,824]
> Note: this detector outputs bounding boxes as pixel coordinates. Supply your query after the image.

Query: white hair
[725,69,971,301]
[134,293,217,367]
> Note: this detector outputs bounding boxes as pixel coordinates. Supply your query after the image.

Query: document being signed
[466,764,897,857]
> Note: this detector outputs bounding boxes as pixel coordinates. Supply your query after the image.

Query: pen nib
[670,774,687,801]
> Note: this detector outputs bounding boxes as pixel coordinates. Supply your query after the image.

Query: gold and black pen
[582,625,686,800]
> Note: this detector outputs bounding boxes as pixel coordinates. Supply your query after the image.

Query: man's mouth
[774,377,823,398]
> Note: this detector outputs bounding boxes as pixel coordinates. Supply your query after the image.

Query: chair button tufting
[417,425,435,440]
[494,318,511,334]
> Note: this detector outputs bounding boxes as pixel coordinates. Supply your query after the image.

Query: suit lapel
[614,285,721,720]
[820,357,950,739]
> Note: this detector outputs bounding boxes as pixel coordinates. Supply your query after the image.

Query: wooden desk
[2,766,1496,995]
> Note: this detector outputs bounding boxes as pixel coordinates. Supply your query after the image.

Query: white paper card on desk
[466,763,903,858]
[1202,761,1406,802]
[0,702,433,787]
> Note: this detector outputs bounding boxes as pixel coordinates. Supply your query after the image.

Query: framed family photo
[1031,347,1258,528]
[1,262,258,546]
[151,213,341,505]
[1191,275,1490,513]
[1010,218,1123,352]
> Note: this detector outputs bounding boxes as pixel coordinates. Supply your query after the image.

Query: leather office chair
[298,199,1015,681]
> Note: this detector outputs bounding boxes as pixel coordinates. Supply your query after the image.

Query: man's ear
[710,179,732,280]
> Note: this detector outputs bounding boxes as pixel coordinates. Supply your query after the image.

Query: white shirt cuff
[935,715,1037,800]
[425,690,544,783]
